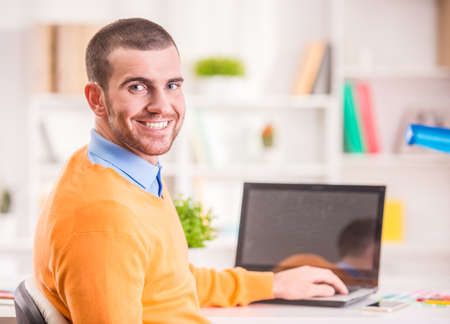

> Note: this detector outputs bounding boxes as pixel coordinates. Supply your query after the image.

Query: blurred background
[0,0,449,289]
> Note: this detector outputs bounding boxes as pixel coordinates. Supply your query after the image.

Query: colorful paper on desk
[382,199,404,242]
[382,289,450,307]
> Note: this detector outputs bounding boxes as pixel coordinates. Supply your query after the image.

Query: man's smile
[135,119,172,131]
[139,120,169,130]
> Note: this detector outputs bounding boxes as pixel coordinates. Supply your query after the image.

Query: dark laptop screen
[236,183,385,287]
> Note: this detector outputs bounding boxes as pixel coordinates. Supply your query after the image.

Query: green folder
[343,82,365,153]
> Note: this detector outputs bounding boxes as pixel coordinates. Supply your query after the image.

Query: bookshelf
[28,92,339,233]
[331,0,450,250]
[3,0,447,248]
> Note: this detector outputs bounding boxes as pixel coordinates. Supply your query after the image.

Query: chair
[14,277,68,324]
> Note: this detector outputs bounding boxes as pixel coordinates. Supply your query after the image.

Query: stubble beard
[104,96,182,159]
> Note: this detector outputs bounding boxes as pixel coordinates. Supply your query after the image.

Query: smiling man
[33,18,347,324]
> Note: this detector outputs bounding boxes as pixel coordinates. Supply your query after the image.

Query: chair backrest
[14,277,69,324]
[14,281,47,324]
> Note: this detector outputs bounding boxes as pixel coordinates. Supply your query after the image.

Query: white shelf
[38,161,328,183]
[342,66,450,80]
[163,163,328,180]
[186,94,335,110]
[341,154,450,169]
[31,93,87,114]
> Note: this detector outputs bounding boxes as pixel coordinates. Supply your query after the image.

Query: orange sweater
[33,147,274,324]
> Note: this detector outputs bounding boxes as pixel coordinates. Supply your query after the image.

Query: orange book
[292,42,327,95]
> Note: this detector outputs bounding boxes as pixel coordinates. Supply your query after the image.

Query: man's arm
[190,264,348,307]
[189,265,274,307]
[54,202,148,324]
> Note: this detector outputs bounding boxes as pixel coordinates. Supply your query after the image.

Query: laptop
[235,182,386,307]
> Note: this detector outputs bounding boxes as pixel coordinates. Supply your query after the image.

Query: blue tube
[406,124,450,154]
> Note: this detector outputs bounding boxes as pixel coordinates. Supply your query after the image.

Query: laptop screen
[236,183,385,287]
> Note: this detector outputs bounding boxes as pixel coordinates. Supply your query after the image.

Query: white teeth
[144,121,168,129]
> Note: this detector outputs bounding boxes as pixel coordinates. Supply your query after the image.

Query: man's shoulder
[55,146,139,201]
[47,148,152,235]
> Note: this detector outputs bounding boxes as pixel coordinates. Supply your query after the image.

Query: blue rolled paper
[406,124,450,154]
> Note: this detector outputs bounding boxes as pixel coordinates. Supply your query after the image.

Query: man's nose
[146,88,171,114]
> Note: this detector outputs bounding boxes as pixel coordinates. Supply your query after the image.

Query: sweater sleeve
[189,264,274,307]
[53,202,149,324]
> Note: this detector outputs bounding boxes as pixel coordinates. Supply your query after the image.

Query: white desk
[200,297,450,324]
[2,297,450,324]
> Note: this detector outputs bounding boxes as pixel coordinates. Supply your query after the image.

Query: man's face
[102,46,185,164]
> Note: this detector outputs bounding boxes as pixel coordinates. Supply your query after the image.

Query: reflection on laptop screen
[236,183,385,287]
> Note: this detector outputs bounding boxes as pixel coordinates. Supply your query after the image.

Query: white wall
[341,0,437,68]
[0,0,33,236]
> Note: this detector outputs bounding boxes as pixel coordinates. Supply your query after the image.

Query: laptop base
[255,288,375,307]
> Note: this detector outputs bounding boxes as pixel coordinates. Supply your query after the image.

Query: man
[34,18,347,324]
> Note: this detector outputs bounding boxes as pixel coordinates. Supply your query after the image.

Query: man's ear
[85,82,107,117]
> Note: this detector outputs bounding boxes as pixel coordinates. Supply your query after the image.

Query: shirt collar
[88,129,161,190]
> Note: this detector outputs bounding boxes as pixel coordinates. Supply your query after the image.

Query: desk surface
[2,295,450,324]
[200,298,450,324]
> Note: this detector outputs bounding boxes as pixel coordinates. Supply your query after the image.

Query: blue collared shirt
[87,129,163,197]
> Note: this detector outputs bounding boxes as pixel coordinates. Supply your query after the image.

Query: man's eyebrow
[119,77,152,88]
[119,76,184,88]
[168,77,184,83]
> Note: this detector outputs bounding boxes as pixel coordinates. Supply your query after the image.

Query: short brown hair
[85,18,177,90]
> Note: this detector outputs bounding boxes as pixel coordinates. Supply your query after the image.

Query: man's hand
[273,266,348,299]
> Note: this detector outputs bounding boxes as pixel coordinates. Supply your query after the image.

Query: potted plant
[261,123,275,149]
[0,189,15,239]
[174,195,216,248]
[193,56,246,96]
[0,190,11,214]
[260,122,281,162]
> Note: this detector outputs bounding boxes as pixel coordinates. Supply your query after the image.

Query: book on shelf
[355,82,380,154]
[312,44,332,94]
[33,24,58,93]
[189,110,213,165]
[33,24,101,94]
[56,25,100,94]
[292,42,329,95]
[343,81,365,153]
[437,0,450,67]
[39,120,59,163]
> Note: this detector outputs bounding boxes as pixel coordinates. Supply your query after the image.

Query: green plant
[194,57,245,77]
[174,196,216,248]
[0,190,11,214]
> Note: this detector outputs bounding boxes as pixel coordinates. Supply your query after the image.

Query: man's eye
[130,84,146,92]
[168,83,179,90]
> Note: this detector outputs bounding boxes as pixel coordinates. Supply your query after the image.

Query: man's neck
[94,121,158,166]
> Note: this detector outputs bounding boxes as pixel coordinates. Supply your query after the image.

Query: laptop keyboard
[309,287,375,302]
[339,286,360,295]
